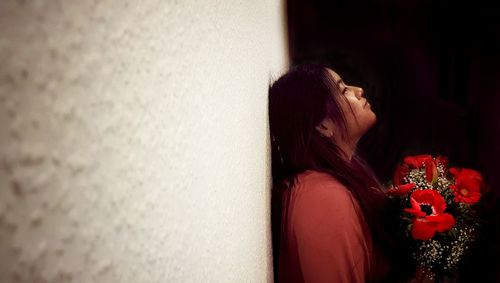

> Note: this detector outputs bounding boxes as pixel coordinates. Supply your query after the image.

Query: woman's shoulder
[294,169,347,192]
[290,169,356,204]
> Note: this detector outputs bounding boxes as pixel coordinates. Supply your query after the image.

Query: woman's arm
[292,182,371,283]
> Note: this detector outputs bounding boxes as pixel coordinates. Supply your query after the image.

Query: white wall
[0,1,288,282]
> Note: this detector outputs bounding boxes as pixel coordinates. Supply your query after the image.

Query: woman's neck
[335,137,358,162]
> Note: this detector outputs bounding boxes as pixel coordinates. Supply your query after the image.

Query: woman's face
[326,69,377,143]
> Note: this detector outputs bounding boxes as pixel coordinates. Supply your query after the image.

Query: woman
[269,63,415,282]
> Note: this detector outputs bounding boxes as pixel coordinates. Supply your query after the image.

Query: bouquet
[386,154,486,282]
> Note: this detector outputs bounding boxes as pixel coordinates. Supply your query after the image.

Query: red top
[278,170,391,283]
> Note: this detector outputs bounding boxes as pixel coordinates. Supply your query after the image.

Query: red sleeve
[292,181,371,283]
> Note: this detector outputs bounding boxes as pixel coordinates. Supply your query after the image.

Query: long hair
[269,63,412,282]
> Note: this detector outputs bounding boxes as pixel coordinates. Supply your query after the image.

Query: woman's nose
[355,87,364,99]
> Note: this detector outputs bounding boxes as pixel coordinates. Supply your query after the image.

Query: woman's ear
[315,118,335,138]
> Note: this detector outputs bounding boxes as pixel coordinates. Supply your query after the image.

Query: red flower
[393,163,410,186]
[387,183,416,197]
[404,155,433,169]
[404,189,456,240]
[449,167,484,205]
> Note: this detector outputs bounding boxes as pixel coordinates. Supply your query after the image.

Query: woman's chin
[367,112,377,127]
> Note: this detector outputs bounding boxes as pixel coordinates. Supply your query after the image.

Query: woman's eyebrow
[335,78,344,86]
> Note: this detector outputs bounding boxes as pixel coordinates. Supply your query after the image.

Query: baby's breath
[414,239,444,268]
[405,168,433,189]
[443,226,475,271]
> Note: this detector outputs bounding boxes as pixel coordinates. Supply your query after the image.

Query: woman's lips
[364,100,369,108]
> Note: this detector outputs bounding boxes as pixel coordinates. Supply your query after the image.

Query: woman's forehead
[327,69,342,84]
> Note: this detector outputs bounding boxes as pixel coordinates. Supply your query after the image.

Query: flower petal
[411,219,436,240]
[449,167,460,178]
[431,191,447,214]
[425,159,438,184]
[404,155,433,169]
[404,196,426,217]
[454,190,482,205]
[393,164,409,186]
[428,214,456,232]
[387,183,416,196]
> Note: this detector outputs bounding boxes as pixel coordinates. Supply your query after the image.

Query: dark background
[287,0,500,281]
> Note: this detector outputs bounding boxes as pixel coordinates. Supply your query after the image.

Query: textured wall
[0,1,288,282]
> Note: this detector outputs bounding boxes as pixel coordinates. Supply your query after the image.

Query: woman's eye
[342,87,348,95]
